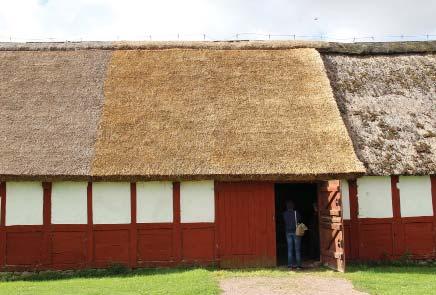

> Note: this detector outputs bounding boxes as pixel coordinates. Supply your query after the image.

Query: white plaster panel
[341,179,351,220]
[398,176,433,217]
[137,181,173,223]
[180,180,215,223]
[92,182,131,224]
[52,182,88,224]
[357,176,393,218]
[6,182,43,225]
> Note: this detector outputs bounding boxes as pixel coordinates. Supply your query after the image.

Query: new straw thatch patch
[92,48,364,180]
[323,53,436,175]
[0,50,111,180]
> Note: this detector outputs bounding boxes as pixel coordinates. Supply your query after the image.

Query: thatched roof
[91,48,363,181]
[0,50,110,180]
[323,53,436,175]
[0,44,364,181]
[1,40,435,54]
[2,40,434,180]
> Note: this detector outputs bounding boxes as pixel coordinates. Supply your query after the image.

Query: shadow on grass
[0,265,206,282]
[0,264,337,283]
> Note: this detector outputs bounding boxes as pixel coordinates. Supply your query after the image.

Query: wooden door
[318,180,345,272]
[216,182,276,268]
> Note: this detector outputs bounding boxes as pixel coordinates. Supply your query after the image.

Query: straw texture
[323,53,436,175]
[1,40,435,55]
[91,48,364,180]
[0,50,111,179]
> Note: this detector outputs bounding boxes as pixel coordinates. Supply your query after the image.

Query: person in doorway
[282,200,303,269]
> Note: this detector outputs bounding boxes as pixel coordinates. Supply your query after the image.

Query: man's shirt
[282,209,302,234]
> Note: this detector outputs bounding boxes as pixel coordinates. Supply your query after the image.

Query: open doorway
[275,183,320,266]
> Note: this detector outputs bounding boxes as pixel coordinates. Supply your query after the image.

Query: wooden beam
[172,182,182,262]
[348,179,360,260]
[130,182,137,268]
[391,176,404,257]
[42,182,52,267]
[0,182,6,267]
[86,182,94,267]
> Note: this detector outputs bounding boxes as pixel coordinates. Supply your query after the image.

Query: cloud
[0,0,435,41]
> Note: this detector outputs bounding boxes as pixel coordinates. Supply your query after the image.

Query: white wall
[180,180,214,223]
[398,176,433,217]
[137,181,173,223]
[6,182,43,225]
[341,179,351,220]
[92,182,131,224]
[357,176,393,218]
[52,182,88,224]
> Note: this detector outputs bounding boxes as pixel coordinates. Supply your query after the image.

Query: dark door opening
[275,183,320,266]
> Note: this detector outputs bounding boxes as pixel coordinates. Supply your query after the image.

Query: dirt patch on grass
[219,274,367,295]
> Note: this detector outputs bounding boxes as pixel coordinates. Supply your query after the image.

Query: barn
[0,41,434,272]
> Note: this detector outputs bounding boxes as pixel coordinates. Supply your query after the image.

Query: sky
[0,0,435,42]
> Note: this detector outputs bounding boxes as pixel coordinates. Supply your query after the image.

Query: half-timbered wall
[0,180,217,270]
[343,175,436,261]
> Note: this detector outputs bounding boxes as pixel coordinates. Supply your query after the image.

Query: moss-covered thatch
[323,53,436,175]
[90,48,364,181]
[0,50,110,180]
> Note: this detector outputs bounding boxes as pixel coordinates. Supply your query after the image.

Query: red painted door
[318,180,345,272]
[216,182,276,268]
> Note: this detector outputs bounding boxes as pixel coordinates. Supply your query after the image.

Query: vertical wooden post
[348,179,360,260]
[214,181,219,262]
[86,182,94,267]
[0,182,6,268]
[130,182,137,268]
[173,182,182,263]
[391,176,404,257]
[42,182,52,267]
[431,175,436,257]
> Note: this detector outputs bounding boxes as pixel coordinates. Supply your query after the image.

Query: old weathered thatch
[323,53,436,175]
[0,50,110,179]
[1,40,435,54]
[91,48,363,180]
[3,40,434,180]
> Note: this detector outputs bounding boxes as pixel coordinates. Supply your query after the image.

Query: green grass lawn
[0,268,219,295]
[344,265,436,295]
[0,264,435,295]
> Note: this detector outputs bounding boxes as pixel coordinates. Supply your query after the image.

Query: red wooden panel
[403,222,434,256]
[6,231,44,265]
[51,231,86,266]
[318,180,345,272]
[343,221,352,260]
[137,229,173,261]
[216,182,275,267]
[182,227,214,261]
[359,223,393,260]
[94,229,130,265]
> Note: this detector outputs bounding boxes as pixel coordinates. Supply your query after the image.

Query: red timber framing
[344,175,436,261]
[0,181,218,270]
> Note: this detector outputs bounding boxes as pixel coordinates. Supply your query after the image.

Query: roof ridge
[0,40,435,54]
